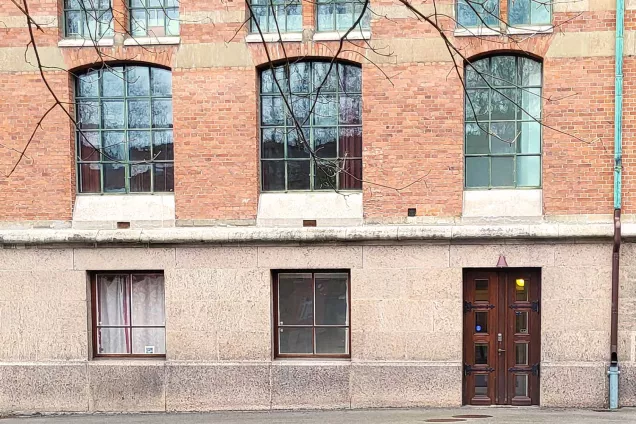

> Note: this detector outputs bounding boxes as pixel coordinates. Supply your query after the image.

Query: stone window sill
[313,30,371,41]
[123,36,181,46]
[507,25,554,35]
[58,38,114,47]
[245,33,303,43]
[454,27,501,37]
[257,192,363,227]
[463,189,543,218]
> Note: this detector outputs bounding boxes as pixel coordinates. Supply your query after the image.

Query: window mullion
[312,272,317,355]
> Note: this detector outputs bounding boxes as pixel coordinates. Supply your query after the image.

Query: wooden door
[463,269,541,405]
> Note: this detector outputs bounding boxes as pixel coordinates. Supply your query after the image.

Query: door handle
[498,348,506,353]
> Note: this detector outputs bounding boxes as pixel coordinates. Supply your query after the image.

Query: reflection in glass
[475,374,488,396]
[515,311,528,334]
[475,311,488,333]
[515,278,529,301]
[515,374,528,397]
[315,328,347,354]
[475,279,489,301]
[475,343,488,364]
[515,343,528,365]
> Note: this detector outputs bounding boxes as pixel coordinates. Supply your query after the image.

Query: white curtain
[131,274,166,354]
[97,275,128,354]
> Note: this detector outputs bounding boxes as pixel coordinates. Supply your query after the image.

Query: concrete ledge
[0,221,626,246]
[257,192,363,227]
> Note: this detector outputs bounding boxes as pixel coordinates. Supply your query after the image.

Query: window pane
[102,131,126,161]
[315,160,337,190]
[475,279,488,301]
[508,0,530,25]
[129,131,151,161]
[315,273,348,325]
[279,327,313,354]
[287,95,310,125]
[515,277,529,301]
[98,327,130,354]
[153,163,174,192]
[475,374,488,396]
[517,156,541,187]
[340,158,362,190]
[130,164,152,192]
[491,121,516,153]
[315,95,338,125]
[78,131,100,161]
[66,11,82,36]
[78,72,99,97]
[152,99,173,128]
[251,6,268,33]
[339,127,362,157]
[515,374,528,397]
[521,58,542,86]
[339,64,362,93]
[465,89,489,122]
[78,101,100,129]
[153,131,174,160]
[128,100,151,128]
[151,68,172,96]
[522,88,541,120]
[132,328,166,354]
[491,156,514,187]
[286,3,302,31]
[166,8,180,36]
[102,100,125,129]
[465,123,489,154]
[519,122,541,154]
[515,343,528,365]
[466,59,490,88]
[262,96,285,125]
[131,274,165,326]
[97,274,129,326]
[313,63,338,92]
[354,2,371,30]
[458,0,499,27]
[475,343,488,364]
[339,95,362,125]
[531,1,551,25]
[475,311,488,333]
[316,328,348,354]
[262,160,285,190]
[131,9,147,36]
[278,273,313,325]
[287,127,310,158]
[102,68,125,97]
[515,311,528,333]
[79,163,101,193]
[317,4,334,31]
[466,156,489,188]
[315,127,337,158]
[491,56,517,86]
[336,2,353,30]
[262,128,285,158]
[287,160,310,190]
[491,89,516,120]
[103,163,126,192]
[290,63,310,92]
[127,67,150,96]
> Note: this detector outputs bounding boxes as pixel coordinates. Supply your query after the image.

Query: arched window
[75,65,174,193]
[260,61,362,191]
[464,55,542,189]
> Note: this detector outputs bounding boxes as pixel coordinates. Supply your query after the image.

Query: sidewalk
[3,408,636,424]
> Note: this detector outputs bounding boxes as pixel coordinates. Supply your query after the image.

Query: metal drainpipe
[609,0,625,410]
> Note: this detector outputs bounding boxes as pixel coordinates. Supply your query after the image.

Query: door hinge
[464,301,495,313]
[508,363,540,376]
[464,364,495,376]
[532,363,540,376]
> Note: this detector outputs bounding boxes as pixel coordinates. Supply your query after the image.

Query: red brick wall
[0,0,625,222]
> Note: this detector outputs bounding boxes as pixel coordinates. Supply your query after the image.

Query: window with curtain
[93,273,165,356]
[275,271,350,357]
[64,0,114,38]
[316,0,371,32]
[457,0,500,28]
[129,0,180,37]
[464,55,542,189]
[249,0,302,33]
[508,0,551,26]
[260,61,362,191]
[75,65,174,193]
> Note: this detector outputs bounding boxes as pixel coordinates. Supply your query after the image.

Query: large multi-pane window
[64,0,114,39]
[316,0,371,32]
[129,0,180,37]
[92,272,166,357]
[260,61,362,191]
[274,271,350,357]
[457,0,499,28]
[464,55,542,188]
[250,0,302,33]
[508,0,551,26]
[76,66,174,193]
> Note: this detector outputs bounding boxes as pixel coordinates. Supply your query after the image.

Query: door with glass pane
[463,269,541,405]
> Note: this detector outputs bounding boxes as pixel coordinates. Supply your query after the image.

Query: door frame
[462,267,542,406]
